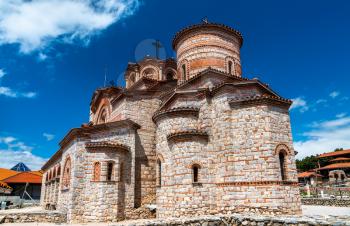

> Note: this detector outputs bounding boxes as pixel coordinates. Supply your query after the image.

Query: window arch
[119,162,124,182]
[130,73,136,83]
[142,67,158,79]
[157,159,162,187]
[166,72,173,80]
[228,61,233,75]
[62,157,71,189]
[181,64,186,80]
[278,151,287,181]
[107,161,114,181]
[98,108,107,124]
[192,164,201,183]
[93,162,101,181]
[57,164,61,176]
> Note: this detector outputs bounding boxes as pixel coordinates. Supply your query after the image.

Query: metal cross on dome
[152,40,162,59]
[202,17,209,24]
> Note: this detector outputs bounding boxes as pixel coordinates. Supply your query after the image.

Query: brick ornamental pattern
[40,22,302,223]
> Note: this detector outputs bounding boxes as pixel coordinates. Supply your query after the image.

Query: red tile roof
[297,171,323,178]
[329,157,350,162]
[317,162,350,171]
[318,149,350,158]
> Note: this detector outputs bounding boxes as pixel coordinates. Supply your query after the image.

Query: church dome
[172,22,243,81]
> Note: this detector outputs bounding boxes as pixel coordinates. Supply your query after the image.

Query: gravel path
[1,205,350,226]
[302,205,350,217]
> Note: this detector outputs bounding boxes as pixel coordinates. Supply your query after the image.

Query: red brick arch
[274,143,291,155]
[62,156,71,189]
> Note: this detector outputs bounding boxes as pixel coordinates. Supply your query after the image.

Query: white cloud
[38,52,48,61]
[43,133,55,141]
[316,99,327,104]
[294,115,350,159]
[0,69,37,98]
[0,86,37,98]
[0,135,47,170]
[0,0,140,53]
[336,113,347,118]
[329,91,340,98]
[0,69,5,79]
[290,97,309,113]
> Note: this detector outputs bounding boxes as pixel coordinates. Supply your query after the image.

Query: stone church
[41,22,302,223]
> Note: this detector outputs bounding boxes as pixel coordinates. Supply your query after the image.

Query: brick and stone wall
[155,88,301,218]
[174,30,242,80]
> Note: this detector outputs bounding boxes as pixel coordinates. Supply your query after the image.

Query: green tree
[296,155,330,172]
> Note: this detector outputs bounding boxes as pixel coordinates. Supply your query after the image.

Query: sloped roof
[297,171,323,178]
[329,157,350,162]
[317,162,350,171]
[0,168,18,180]
[11,162,31,172]
[318,149,350,158]
[3,172,42,184]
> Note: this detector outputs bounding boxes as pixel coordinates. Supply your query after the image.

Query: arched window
[192,164,200,183]
[157,159,162,187]
[181,64,186,80]
[93,162,101,181]
[334,173,339,182]
[279,151,287,181]
[130,73,136,83]
[62,157,71,189]
[142,67,157,79]
[341,173,345,182]
[46,173,49,182]
[57,165,61,176]
[98,109,107,124]
[228,61,233,75]
[107,162,114,181]
[166,72,173,80]
[119,162,124,182]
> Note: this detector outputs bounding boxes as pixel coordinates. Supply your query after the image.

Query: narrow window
[192,165,199,183]
[107,162,114,181]
[228,61,233,75]
[93,162,101,181]
[181,64,186,80]
[119,162,124,182]
[157,159,162,187]
[279,152,286,181]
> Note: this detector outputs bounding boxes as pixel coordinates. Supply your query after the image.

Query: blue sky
[0,0,350,169]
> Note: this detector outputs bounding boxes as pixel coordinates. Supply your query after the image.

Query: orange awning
[3,172,42,184]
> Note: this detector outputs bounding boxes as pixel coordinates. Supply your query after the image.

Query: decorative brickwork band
[229,95,292,108]
[167,130,208,142]
[85,141,130,151]
[216,180,298,187]
[153,107,200,122]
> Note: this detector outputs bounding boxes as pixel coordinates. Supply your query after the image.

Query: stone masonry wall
[123,96,161,207]
[155,90,301,218]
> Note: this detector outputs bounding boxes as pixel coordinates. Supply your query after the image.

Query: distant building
[0,163,42,200]
[41,21,301,223]
[298,149,350,186]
